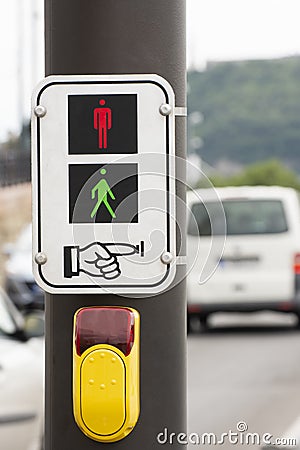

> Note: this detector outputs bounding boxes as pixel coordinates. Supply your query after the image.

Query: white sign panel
[32,75,176,295]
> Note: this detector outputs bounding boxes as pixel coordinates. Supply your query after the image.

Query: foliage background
[188,57,300,173]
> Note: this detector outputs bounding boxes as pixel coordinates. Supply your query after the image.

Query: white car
[187,186,300,328]
[0,288,44,450]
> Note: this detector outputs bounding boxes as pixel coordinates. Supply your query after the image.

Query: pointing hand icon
[79,242,120,279]
[64,241,144,279]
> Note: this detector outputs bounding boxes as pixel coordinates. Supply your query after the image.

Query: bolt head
[34,105,47,118]
[161,252,174,264]
[35,252,47,265]
[159,103,172,116]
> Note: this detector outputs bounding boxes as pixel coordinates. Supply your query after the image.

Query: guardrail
[0,154,31,187]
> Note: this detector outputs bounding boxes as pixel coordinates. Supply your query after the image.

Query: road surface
[187,313,300,449]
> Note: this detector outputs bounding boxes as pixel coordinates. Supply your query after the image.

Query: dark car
[4,224,44,311]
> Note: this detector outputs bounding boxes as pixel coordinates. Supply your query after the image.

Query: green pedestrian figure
[90,168,116,219]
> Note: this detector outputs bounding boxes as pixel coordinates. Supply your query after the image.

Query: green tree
[188,57,300,171]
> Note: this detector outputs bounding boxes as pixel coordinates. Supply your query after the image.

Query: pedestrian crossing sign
[31,74,176,295]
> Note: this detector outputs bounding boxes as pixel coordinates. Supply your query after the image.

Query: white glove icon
[64,241,144,279]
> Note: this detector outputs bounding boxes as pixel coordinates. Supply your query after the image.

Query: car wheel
[199,314,209,329]
[187,314,191,334]
[294,312,300,328]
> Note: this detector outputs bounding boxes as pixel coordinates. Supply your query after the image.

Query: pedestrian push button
[73,307,140,442]
[81,348,125,435]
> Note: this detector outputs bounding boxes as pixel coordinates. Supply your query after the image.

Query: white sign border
[31,74,176,295]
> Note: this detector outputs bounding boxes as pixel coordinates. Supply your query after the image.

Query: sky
[187,0,300,68]
[1,0,300,141]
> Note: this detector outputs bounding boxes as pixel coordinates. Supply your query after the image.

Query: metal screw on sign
[34,105,47,118]
[35,252,48,265]
[161,252,174,264]
[159,104,172,116]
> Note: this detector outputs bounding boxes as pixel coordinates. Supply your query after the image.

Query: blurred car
[0,287,44,450]
[4,224,44,311]
[187,186,300,329]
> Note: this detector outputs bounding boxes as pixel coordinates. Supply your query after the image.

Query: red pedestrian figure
[93,99,112,149]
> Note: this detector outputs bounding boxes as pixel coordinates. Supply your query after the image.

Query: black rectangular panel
[68,95,137,154]
[69,163,138,223]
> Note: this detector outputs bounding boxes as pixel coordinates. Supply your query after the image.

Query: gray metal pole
[44,1,186,449]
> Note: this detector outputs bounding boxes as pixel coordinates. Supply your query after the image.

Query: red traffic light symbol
[93,99,112,149]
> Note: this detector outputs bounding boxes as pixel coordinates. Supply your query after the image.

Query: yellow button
[80,348,125,436]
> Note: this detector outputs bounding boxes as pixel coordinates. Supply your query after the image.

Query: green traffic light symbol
[90,168,116,219]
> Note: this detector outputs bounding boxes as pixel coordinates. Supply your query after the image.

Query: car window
[0,292,17,336]
[188,199,288,236]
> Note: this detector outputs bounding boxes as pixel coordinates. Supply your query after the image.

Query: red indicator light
[278,302,293,311]
[294,253,300,274]
[187,305,202,313]
[75,307,134,356]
